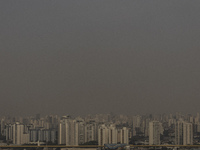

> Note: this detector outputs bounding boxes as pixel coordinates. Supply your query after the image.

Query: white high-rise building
[149,121,160,145]
[175,121,193,145]
[58,116,76,145]
[98,124,129,145]
[65,119,77,146]
[119,127,129,144]
[85,121,97,142]
[175,121,183,145]
[5,122,29,145]
[58,116,86,146]
[108,124,117,144]
[98,124,109,146]
[58,119,67,144]
[74,120,85,145]
[183,122,193,145]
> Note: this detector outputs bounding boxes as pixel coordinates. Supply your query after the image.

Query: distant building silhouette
[149,121,160,145]
[175,121,193,145]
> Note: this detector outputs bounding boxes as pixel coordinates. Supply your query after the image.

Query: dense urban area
[0,112,199,148]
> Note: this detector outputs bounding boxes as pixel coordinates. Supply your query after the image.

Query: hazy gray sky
[1,0,200,117]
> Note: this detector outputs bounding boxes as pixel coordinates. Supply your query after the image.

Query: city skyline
[1,112,200,146]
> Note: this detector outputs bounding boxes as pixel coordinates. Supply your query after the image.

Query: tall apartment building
[59,116,76,145]
[175,121,193,145]
[149,121,160,145]
[98,124,129,145]
[98,124,109,146]
[58,117,67,144]
[5,122,29,145]
[85,121,97,142]
[29,128,56,143]
[58,116,86,146]
[119,127,129,144]
[75,120,85,145]
[108,124,117,144]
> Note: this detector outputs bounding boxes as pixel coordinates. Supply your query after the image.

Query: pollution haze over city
[1,0,200,118]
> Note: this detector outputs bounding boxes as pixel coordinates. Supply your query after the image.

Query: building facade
[149,121,160,145]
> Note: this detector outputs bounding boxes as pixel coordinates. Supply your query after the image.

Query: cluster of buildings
[58,116,129,145]
[0,113,199,146]
[0,114,130,146]
[148,120,193,145]
[131,113,197,145]
[2,115,58,145]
